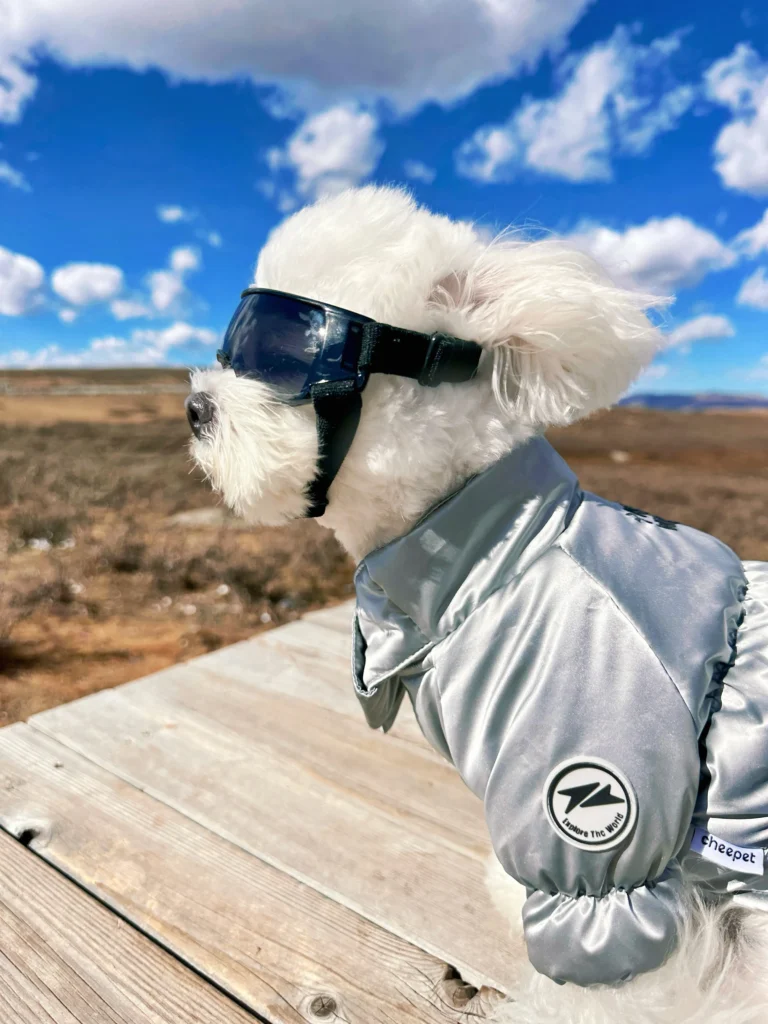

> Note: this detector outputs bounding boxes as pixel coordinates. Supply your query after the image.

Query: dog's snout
[185,392,216,438]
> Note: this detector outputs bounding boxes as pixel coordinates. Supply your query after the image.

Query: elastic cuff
[522,863,685,987]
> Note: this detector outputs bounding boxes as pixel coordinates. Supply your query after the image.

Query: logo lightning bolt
[558,782,599,814]
[558,782,625,814]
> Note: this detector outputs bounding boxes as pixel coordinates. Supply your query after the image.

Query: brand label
[543,757,637,852]
[690,827,765,876]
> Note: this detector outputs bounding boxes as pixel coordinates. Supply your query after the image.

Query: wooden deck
[0,601,512,1023]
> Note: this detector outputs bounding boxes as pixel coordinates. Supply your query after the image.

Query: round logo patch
[543,757,637,851]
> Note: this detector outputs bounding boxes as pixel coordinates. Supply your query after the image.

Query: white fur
[485,854,768,1023]
[188,185,767,1021]
[190,370,318,525]
[191,186,663,559]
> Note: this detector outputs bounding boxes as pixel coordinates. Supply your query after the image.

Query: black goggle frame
[216,287,482,402]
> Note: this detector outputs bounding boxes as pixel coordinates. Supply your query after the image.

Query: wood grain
[0,724,506,1023]
[250,617,433,749]
[29,633,512,987]
[299,602,355,634]
[0,829,257,1024]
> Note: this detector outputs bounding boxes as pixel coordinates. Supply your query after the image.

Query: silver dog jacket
[352,435,768,987]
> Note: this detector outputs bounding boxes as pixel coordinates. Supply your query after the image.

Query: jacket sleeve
[432,549,703,987]
[521,863,686,985]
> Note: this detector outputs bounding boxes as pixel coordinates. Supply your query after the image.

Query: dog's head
[188,186,664,557]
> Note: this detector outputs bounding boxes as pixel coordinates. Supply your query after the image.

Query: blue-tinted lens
[220,292,332,399]
[219,291,370,401]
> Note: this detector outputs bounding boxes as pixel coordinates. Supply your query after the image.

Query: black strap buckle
[418,333,482,387]
[362,323,481,387]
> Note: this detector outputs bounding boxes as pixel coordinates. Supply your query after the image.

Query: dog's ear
[431,238,668,428]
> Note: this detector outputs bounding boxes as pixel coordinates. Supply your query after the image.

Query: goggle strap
[361,323,481,387]
[304,380,363,518]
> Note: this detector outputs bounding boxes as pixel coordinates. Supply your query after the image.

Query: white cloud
[257,179,298,212]
[665,314,735,347]
[0,54,37,123]
[706,43,766,111]
[705,44,768,195]
[636,363,670,381]
[133,322,216,349]
[34,252,199,321]
[457,127,519,183]
[58,308,77,323]
[148,270,183,312]
[403,160,436,184]
[512,40,621,181]
[456,27,695,184]
[265,104,383,205]
[157,204,194,223]
[2,321,218,369]
[743,354,768,380]
[110,297,151,320]
[0,159,31,191]
[619,84,695,155]
[169,246,200,273]
[0,344,84,369]
[625,362,671,393]
[0,245,44,315]
[737,266,768,310]
[88,321,218,365]
[734,208,768,256]
[277,192,298,214]
[570,215,737,294]
[159,207,221,246]
[148,246,201,312]
[0,0,592,122]
[51,262,124,305]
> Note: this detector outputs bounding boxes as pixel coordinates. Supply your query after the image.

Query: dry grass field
[2,368,768,728]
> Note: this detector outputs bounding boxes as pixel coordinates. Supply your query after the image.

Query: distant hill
[620,392,768,411]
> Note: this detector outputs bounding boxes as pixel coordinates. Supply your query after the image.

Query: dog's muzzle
[185,392,216,438]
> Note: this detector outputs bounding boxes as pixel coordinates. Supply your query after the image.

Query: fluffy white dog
[188,186,768,1024]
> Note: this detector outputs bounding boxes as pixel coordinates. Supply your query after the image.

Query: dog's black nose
[185,392,216,438]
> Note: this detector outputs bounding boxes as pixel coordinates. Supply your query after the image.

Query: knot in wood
[17,826,41,847]
[441,965,479,1008]
[310,994,337,1018]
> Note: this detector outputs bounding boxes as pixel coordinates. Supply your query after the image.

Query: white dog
[188,186,768,1024]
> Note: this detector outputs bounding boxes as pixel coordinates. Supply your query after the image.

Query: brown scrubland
[2,369,767,726]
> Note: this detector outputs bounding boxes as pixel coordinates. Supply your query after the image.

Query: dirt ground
[3,368,768,727]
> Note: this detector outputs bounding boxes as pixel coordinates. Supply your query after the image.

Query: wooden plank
[36,661,484,851]
[185,619,370,721]
[0,724,505,1023]
[300,601,354,634]
[30,645,512,988]
[0,830,256,1024]
[258,619,432,749]
[192,618,441,752]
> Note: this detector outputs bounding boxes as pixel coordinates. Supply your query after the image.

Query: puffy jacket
[352,435,768,987]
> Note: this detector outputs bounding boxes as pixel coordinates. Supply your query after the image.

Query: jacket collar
[353,435,582,728]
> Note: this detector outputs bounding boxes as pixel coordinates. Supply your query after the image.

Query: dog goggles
[216,287,483,518]
[217,288,481,403]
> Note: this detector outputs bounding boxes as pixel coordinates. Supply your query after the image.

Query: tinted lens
[221,292,330,398]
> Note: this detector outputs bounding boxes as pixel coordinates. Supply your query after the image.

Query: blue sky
[1,0,768,394]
